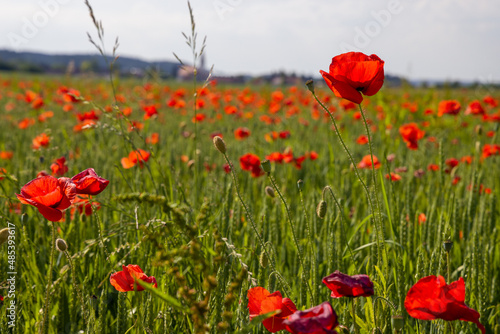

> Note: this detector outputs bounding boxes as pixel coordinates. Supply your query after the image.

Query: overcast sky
[1,0,499,82]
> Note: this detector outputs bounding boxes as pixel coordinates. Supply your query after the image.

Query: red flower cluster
[405,275,485,333]
[16,168,108,222]
[265,148,316,170]
[110,264,157,292]
[248,287,339,334]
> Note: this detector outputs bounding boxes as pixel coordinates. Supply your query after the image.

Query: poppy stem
[40,221,56,334]
[357,103,388,273]
[267,172,314,303]
[323,186,356,268]
[221,153,290,296]
[91,199,111,264]
[352,298,359,334]
[310,90,384,269]
[64,250,87,329]
[298,182,317,305]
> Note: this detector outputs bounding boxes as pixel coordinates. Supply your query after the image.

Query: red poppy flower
[71,168,109,195]
[16,175,76,222]
[385,172,402,181]
[76,110,99,122]
[465,101,485,115]
[142,105,158,120]
[71,194,99,217]
[240,153,265,177]
[481,144,500,159]
[0,168,7,181]
[320,52,385,104]
[234,127,251,140]
[399,123,425,150]
[357,155,381,169]
[121,149,151,169]
[405,275,485,334]
[145,132,159,145]
[438,100,461,116]
[266,152,284,164]
[32,133,50,150]
[0,151,13,160]
[110,264,157,292]
[283,302,339,334]
[445,158,459,173]
[418,213,426,224]
[427,164,440,171]
[356,135,368,145]
[322,271,374,298]
[483,95,498,107]
[50,156,68,177]
[279,130,291,139]
[247,287,297,333]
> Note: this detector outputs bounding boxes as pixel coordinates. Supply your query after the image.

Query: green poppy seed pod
[213,136,226,154]
[259,251,268,268]
[443,239,453,253]
[264,186,275,198]
[56,238,68,252]
[391,315,404,332]
[0,228,9,246]
[297,179,304,191]
[261,159,271,173]
[305,79,315,93]
[316,200,327,219]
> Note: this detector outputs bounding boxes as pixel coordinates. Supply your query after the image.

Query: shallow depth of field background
[1,1,500,334]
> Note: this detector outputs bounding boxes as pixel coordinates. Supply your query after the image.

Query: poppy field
[0,49,500,334]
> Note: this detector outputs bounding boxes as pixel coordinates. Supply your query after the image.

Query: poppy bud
[443,240,453,253]
[56,238,68,252]
[305,79,315,93]
[264,186,275,198]
[0,228,10,246]
[391,315,404,332]
[475,125,482,136]
[212,136,226,154]
[297,179,303,190]
[259,251,268,268]
[316,200,327,219]
[261,159,271,173]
